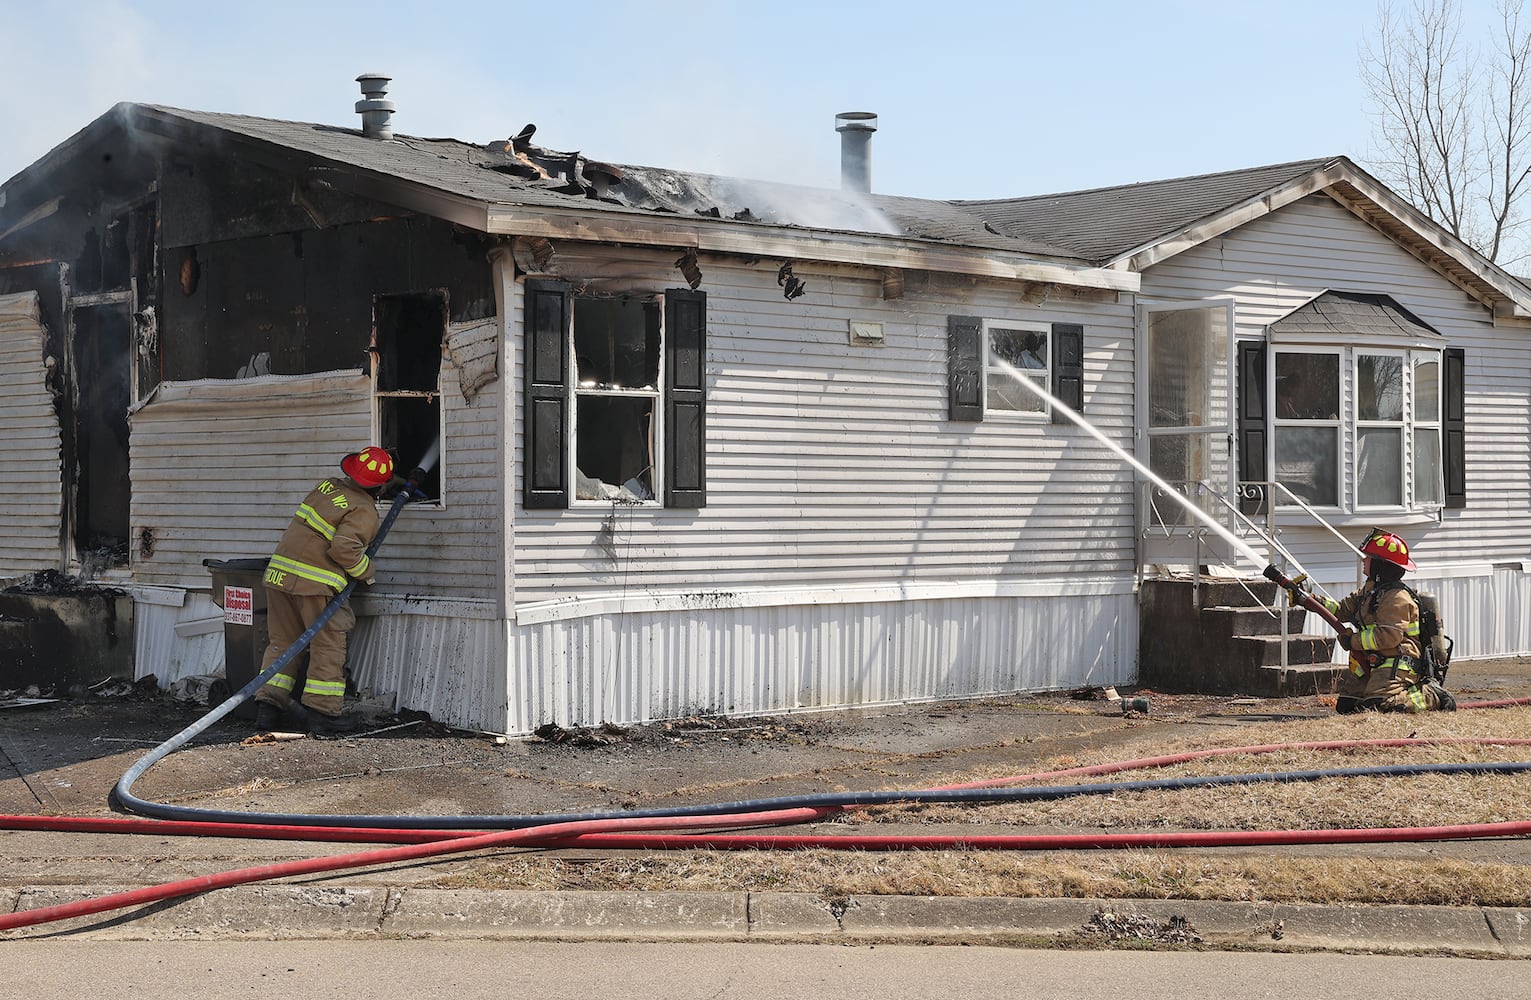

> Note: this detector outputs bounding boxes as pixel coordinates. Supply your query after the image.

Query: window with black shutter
[665,289,707,508]
[1236,342,1268,514]
[522,280,706,509]
[947,315,982,421]
[1050,322,1084,424]
[523,278,571,509]
[1444,347,1466,509]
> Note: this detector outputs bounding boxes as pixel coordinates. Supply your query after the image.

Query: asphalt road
[10,940,1531,1000]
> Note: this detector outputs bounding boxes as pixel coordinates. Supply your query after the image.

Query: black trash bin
[204,558,270,720]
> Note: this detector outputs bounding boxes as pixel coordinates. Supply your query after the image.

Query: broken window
[373,292,444,501]
[573,296,659,502]
[523,280,706,510]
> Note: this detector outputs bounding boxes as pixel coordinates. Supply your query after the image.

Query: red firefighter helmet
[341,447,395,488]
[1360,528,1417,572]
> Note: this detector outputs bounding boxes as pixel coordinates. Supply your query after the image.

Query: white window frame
[1269,345,1444,516]
[1353,348,1407,511]
[1271,348,1343,511]
[1411,351,1444,507]
[982,319,1051,418]
[568,293,665,508]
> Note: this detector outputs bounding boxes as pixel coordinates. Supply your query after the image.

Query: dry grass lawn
[436,704,1531,906]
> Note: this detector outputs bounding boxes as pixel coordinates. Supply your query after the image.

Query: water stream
[415,438,442,474]
[994,358,1268,573]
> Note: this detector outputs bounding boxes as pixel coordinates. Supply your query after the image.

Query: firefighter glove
[1335,630,1354,651]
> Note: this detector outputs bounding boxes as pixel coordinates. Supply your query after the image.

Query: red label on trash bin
[224,586,254,626]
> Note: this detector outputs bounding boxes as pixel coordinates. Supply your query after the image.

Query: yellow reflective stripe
[295,503,337,540]
[1321,596,1339,615]
[263,674,296,692]
[304,679,347,697]
[1357,627,1379,651]
[1404,621,1421,636]
[345,554,371,579]
[267,553,347,591]
[1405,686,1428,711]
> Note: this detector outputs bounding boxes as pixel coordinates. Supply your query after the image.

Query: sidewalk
[3,658,1531,952]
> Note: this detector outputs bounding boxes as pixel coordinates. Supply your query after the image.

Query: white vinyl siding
[509,247,1138,607]
[1140,193,1531,619]
[0,292,63,575]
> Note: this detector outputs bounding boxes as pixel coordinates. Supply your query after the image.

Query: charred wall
[160,215,497,381]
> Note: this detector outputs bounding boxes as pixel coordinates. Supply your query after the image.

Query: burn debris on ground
[4,570,126,597]
[531,714,831,749]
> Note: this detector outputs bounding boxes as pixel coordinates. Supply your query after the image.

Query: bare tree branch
[1362,0,1531,264]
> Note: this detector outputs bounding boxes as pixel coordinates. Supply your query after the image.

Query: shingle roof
[952,157,1341,263]
[127,105,1081,260]
[9,104,1526,315]
[123,107,1350,267]
[1270,290,1444,341]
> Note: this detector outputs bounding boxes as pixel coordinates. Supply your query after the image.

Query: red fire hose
[5,737,1531,932]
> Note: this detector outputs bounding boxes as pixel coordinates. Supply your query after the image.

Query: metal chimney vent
[835,111,878,193]
[355,74,396,140]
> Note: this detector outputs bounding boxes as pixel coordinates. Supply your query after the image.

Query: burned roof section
[0,105,1090,265]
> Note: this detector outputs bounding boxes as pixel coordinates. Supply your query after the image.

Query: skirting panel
[141,588,1140,736]
[502,589,1138,736]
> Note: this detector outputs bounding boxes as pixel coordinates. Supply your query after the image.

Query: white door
[1136,300,1236,566]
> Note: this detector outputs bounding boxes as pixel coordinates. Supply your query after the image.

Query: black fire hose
[111,483,422,814]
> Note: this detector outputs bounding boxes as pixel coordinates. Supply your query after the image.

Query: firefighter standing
[1290,529,1455,714]
[252,447,393,734]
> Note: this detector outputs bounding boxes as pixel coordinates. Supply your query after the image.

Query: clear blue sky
[0,1,1495,200]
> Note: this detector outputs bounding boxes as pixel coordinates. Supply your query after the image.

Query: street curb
[3,886,1528,955]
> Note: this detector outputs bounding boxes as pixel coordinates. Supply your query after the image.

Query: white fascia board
[1334,171,1531,319]
[486,208,1140,293]
[1110,166,1345,273]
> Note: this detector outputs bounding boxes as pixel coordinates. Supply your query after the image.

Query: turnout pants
[1335,658,1444,714]
[253,588,354,717]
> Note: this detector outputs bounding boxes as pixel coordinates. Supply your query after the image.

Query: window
[1355,351,1404,507]
[1266,346,1445,512]
[948,317,1083,424]
[1413,354,1442,505]
[573,296,660,502]
[524,279,706,509]
[373,291,444,501]
[985,322,1049,414]
[1272,352,1340,506]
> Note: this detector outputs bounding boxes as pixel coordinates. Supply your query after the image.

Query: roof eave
[1104,157,1531,319]
[486,206,1139,292]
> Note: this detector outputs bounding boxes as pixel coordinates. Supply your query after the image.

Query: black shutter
[523,278,570,509]
[948,315,983,421]
[1236,342,1268,515]
[1050,322,1084,425]
[1444,347,1466,509]
[665,288,707,508]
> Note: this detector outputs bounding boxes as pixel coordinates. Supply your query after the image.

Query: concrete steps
[1139,576,1345,697]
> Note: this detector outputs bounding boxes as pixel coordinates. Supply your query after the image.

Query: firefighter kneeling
[1299,529,1455,715]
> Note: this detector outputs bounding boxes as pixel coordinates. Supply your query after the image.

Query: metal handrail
[1141,478,1363,673]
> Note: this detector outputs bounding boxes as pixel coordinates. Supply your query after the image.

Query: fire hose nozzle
[1261,564,1285,585]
